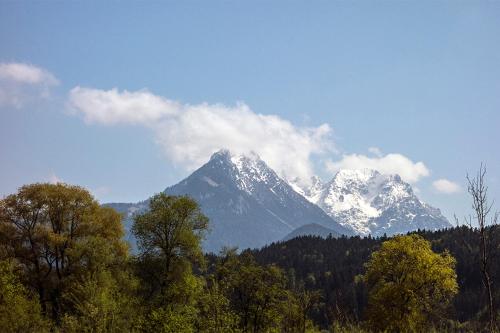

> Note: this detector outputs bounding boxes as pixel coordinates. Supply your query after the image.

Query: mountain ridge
[290,168,451,236]
[106,150,451,252]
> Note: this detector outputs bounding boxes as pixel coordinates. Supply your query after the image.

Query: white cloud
[432,179,461,194]
[68,87,335,183]
[68,87,179,125]
[0,62,59,108]
[0,63,59,85]
[326,153,430,183]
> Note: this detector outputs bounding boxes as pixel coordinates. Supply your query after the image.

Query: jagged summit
[164,149,351,251]
[209,148,231,161]
[294,168,450,236]
[204,149,286,195]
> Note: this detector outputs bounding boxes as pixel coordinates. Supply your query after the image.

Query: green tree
[196,276,240,333]
[0,183,129,323]
[132,193,208,303]
[363,234,458,332]
[59,268,139,333]
[282,287,322,333]
[0,259,49,333]
[216,250,288,332]
[132,193,209,332]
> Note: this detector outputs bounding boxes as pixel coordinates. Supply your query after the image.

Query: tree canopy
[0,183,130,327]
[364,234,458,332]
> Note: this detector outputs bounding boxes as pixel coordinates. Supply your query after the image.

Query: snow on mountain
[106,151,450,251]
[291,169,451,236]
[163,149,351,252]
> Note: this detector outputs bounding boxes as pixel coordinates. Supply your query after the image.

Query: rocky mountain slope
[291,169,451,236]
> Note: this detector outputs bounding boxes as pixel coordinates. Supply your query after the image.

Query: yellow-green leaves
[0,183,129,323]
[364,234,458,332]
[0,259,50,333]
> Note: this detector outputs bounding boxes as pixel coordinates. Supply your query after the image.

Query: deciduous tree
[0,183,128,321]
[364,234,458,332]
[465,165,498,332]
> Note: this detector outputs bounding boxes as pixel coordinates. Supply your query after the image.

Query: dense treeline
[0,182,499,332]
[248,226,500,330]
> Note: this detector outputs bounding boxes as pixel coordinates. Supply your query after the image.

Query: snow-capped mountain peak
[210,149,282,195]
[290,168,450,236]
[162,149,353,251]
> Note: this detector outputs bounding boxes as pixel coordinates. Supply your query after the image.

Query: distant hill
[282,223,339,241]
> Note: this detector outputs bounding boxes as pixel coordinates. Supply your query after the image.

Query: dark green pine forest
[0,181,499,333]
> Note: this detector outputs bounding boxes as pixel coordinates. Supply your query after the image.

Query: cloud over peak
[68,87,334,183]
[66,85,447,189]
[326,153,430,184]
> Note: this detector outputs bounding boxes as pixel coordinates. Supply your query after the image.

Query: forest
[0,182,499,333]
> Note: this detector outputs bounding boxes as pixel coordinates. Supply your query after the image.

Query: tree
[196,276,240,333]
[215,250,288,332]
[0,183,128,321]
[132,193,209,332]
[132,193,208,303]
[465,164,498,332]
[282,287,322,333]
[363,234,458,332]
[0,259,50,333]
[59,268,139,333]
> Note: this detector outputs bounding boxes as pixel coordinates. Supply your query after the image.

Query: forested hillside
[247,226,500,329]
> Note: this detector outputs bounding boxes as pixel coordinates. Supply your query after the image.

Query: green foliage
[132,193,208,306]
[135,304,198,333]
[196,277,240,333]
[0,259,50,333]
[215,250,289,332]
[60,269,139,333]
[282,288,322,333]
[363,234,458,332]
[132,193,209,332]
[0,183,128,321]
[329,322,368,333]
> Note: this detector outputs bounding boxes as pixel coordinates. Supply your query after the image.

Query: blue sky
[1,1,499,223]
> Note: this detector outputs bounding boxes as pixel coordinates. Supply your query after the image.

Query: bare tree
[466,164,498,332]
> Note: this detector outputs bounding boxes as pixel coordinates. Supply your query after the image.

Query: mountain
[292,169,451,236]
[107,150,351,253]
[282,223,339,241]
[165,150,351,252]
